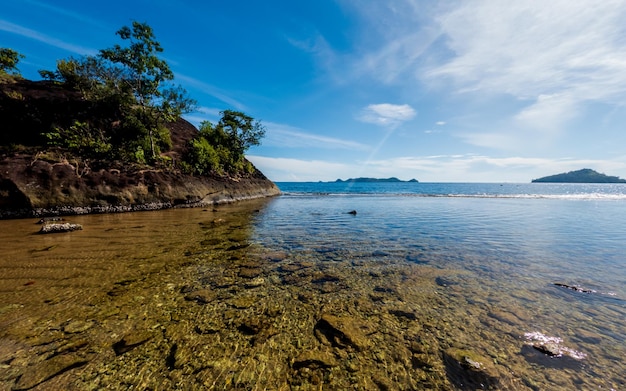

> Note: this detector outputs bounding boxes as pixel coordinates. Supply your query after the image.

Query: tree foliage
[184,110,265,176]
[0,48,24,75]
[38,21,196,163]
[5,22,265,177]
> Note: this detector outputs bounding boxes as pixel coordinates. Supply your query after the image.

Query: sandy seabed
[0,199,623,390]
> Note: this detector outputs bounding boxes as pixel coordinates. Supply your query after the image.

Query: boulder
[39,223,83,234]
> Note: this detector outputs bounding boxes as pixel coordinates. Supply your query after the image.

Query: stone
[13,354,88,390]
[292,350,338,370]
[443,348,502,390]
[487,310,521,326]
[38,223,83,234]
[314,313,370,351]
[239,267,262,279]
[389,309,418,321]
[184,289,216,304]
[112,331,153,356]
[244,277,265,288]
[62,320,94,334]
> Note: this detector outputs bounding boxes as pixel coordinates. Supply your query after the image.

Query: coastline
[0,154,280,219]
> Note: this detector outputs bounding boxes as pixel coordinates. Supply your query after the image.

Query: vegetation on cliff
[0,22,278,217]
[1,21,265,178]
[532,168,626,183]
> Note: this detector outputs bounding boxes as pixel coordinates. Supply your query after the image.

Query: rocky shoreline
[0,154,280,219]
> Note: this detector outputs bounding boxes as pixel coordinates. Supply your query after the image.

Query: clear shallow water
[271,182,626,294]
[0,183,625,390]
[252,182,626,387]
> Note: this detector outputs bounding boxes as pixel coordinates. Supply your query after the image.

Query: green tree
[184,111,264,176]
[0,48,24,75]
[99,21,173,109]
[39,21,196,163]
[215,110,266,155]
[98,21,168,160]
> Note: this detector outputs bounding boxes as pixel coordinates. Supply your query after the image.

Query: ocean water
[249,182,626,388]
[1,182,625,389]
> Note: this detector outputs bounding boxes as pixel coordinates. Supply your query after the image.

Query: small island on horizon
[334,177,419,183]
[532,168,626,183]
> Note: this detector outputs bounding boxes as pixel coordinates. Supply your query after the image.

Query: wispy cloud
[176,74,247,111]
[357,103,416,128]
[0,19,97,55]
[427,1,626,138]
[264,122,369,150]
[247,155,353,182]
[183,106,223,127]
[24,0,109,29]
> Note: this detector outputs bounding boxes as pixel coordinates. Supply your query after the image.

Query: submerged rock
[314,313,370,351]
[554,283,596,294]
[443,348,503,390]
[292,350,339,370]
[112,331,153,356]
[523,331,587,360]
[13,354,88,390]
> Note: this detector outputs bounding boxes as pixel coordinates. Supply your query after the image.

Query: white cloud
[428,0,626,129]
[176,74,247,110]
[250,153,626,183]
[246,155,353,182]
[436,121,446,126]
[357,103,416,128]
[0,19,97,55]
[264,122,370,150]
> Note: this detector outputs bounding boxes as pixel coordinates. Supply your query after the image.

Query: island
[532,169,626,183]
[334,177,419,183]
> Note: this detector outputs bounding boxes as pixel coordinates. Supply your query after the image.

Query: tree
[99,21,196,159]
[215,110,266,155]
[0,48,24,75]
[99,21,173,109]
[184,111,265,176]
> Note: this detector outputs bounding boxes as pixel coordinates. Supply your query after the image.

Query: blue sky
[3,0,626,182]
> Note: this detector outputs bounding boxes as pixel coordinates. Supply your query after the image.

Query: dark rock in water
[314,313,370,351]
[12,354,88,390]
[533,342,562,357]
[112,331,153,355]
[554,283,596,294]
[389,309,418,321]
[372,250,390,257]
[292,350,339,370]
[39,223,83,234]
[520,345,583,370]
[183,289,216,304]
[347,210,357,215]
[443,348,503,390]
[522,331,587,368]
[405,254,428,264]
[435,276,458,287]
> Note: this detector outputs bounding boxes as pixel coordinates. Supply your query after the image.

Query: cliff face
[0,154,280,219]
[0,78,280,219]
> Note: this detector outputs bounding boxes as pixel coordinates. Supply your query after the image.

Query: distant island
[532,169,626,183]
[334,177,419,183]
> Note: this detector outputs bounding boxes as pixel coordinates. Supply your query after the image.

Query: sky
[3,0,626,182]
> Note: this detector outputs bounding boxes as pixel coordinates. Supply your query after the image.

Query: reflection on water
[0,196,624,390]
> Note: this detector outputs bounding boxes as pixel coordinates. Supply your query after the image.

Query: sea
[256,182,626,388]
[1,181,625,389]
